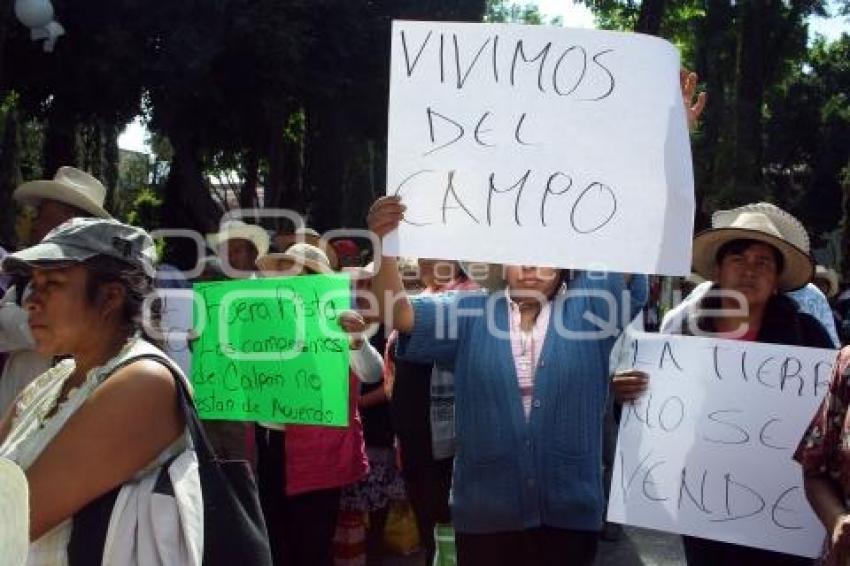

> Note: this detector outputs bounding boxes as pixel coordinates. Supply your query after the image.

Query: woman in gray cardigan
[367,195,647,566]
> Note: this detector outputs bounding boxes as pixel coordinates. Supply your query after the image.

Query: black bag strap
[70,350,209,565]
[116,352,219,464]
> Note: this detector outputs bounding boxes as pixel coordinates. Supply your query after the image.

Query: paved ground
[597,526,684,566]
[384,525,685,565]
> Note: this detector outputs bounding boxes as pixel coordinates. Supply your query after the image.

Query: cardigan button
[532,399,542,409]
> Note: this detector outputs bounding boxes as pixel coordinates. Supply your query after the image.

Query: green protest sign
[191,274,351,427]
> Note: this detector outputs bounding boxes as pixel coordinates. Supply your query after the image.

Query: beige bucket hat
[692,202,814,292]
[256,242,334,276]
[206,220,270,258]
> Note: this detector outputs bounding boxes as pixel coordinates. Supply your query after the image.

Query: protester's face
[31,200,80,244]
[223,238,258,273]
[505,266,560,304]
[716,242,779,310]
[25,265,100,356]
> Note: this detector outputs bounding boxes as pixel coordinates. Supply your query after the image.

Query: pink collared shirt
[506,290,551,419]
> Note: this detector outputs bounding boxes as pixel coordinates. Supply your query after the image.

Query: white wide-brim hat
[0,458,29,566]
[13,166,112,219]
[275,229,340,271]
[256,242,334,276]
[814,265,840,298]
[206,220,271,258]
[692,202,814,292]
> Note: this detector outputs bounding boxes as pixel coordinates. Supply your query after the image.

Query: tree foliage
[0,0,846,277]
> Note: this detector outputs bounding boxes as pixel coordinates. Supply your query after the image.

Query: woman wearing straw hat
[615,202,834,565]
[0,217,203,564]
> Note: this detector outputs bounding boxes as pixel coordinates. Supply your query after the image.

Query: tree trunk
[103,121,120,213]
[732,0,768,203]
[303,101,347,232]
[693,0,735,227]
[80,123,104,180]
[43,99,78,176]
[161,132,221,269]
[265,106,306,233]
[265,107,287,217]
[635,0,667,35]
[281,118,306,217]
[0,1,12,88]
[238,149,259,213]
[0,107,22,249]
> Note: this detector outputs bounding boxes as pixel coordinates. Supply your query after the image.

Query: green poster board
[191,274,351,426]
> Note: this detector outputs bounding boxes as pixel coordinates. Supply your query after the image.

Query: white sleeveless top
[0,336,194,566]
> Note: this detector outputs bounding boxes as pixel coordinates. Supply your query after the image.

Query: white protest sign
[607,330,835,557]
[385,21,694,275]
[157,289,194,377]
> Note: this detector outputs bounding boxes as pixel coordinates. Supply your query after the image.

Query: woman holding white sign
[367,195,647,566]
[616,202,833,565]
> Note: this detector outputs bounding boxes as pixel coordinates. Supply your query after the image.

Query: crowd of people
[0,72,850,566]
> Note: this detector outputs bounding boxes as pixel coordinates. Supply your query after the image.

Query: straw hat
[274,228,340,270]
[13,166,112,219]
[206,220,270,257]
[256,242,333,275]
[814,265,840,298]
[0,458,29,566]
[692,202,814,292]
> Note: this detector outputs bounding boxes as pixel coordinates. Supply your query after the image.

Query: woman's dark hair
[81,255,160,339]
[715,238,784,275]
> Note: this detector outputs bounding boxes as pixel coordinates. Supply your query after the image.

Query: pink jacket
[284,370,368,496]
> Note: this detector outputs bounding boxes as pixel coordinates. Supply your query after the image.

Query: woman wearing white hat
[13,166,113,244]
[0,167,114,417]
[615,202,833,565]
[207,219,271,278]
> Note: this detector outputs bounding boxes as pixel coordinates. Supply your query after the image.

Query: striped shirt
[506,290,551,418]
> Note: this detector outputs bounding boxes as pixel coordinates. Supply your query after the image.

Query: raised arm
[681,69,707,132]
[366,196,415,333]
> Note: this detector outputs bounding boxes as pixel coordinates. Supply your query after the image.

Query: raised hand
[612,369,650,403]
[680,69,707,132]
[367,196,406,240]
